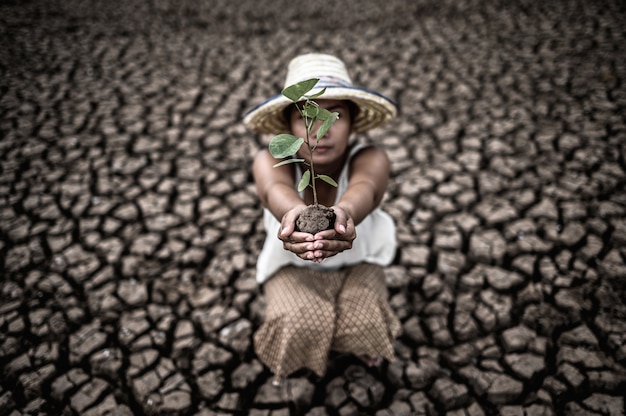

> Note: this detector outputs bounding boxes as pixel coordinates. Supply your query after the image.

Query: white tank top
[255,143,397,284]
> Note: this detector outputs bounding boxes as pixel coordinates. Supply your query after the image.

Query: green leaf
[316,107,334,120]
[318,174,338,187]
[316,111,339,139]
[269,134,304,158]
[303,105,320,119]
[282,79,319,102]
[297,170,311,192]
[272,158,304,168]
[306,87,327,100]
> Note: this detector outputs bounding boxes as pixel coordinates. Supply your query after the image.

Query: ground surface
[1,0,626,414]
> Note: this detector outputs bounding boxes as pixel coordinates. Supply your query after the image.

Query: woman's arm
[253,148,306,222]
[312,146,390,259]
[336,146,390,226]
[253,149,323,260]
[253,146,389,262]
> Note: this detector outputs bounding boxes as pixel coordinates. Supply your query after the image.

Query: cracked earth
[1,0,625,414]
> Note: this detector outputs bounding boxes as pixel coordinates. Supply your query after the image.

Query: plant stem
[309,138,318,205]
[303,106,318,206]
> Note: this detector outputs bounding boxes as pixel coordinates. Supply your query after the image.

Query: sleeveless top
[255,143,397,284]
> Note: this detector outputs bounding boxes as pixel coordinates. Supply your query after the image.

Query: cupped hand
[278,205,356,263]
[278,205,316,260]
[309,205,356,261]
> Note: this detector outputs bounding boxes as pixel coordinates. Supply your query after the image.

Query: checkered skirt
[254,263,401,378]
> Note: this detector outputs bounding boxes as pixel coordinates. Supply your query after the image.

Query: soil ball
[296,204,336,234]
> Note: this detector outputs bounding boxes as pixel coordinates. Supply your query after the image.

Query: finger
[291,231,316,242]
[279,209,302,238]
[310,242,352,258]
[279,221,295,238]
[332,207,349,234]
[313,249,341,259]
[314,229,355,243]
[334,217,347,234]
[280,230,315,243]
[284,240,319,255]
[313,229,337,240]
[295,250,319,261]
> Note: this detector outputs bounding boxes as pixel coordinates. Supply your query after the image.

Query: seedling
[268,78,339,206]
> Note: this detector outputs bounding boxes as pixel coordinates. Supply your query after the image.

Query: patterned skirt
[254,263,401,379]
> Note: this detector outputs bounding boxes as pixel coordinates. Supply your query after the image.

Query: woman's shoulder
[350,142,386,155]
[349,143,389,166]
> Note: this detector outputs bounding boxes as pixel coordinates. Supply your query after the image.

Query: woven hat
[243,53,397,134]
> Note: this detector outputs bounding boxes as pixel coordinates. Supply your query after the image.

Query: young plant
[268,78,339,206]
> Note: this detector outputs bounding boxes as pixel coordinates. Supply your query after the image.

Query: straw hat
[243,53,397,134]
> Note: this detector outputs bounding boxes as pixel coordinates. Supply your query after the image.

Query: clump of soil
[296,204,336,234]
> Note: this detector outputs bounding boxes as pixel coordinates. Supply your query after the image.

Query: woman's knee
[286,303,334,335]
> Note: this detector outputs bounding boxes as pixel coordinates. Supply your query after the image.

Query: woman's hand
[278,205,316,260]
[311,205,356,262]
[279,205,356,263]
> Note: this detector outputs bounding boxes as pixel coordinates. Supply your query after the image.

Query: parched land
[1,0,625,414]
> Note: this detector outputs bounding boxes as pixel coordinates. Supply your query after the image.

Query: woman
[243,52,401,383]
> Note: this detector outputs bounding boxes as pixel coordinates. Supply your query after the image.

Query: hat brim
[243,86,397,134]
